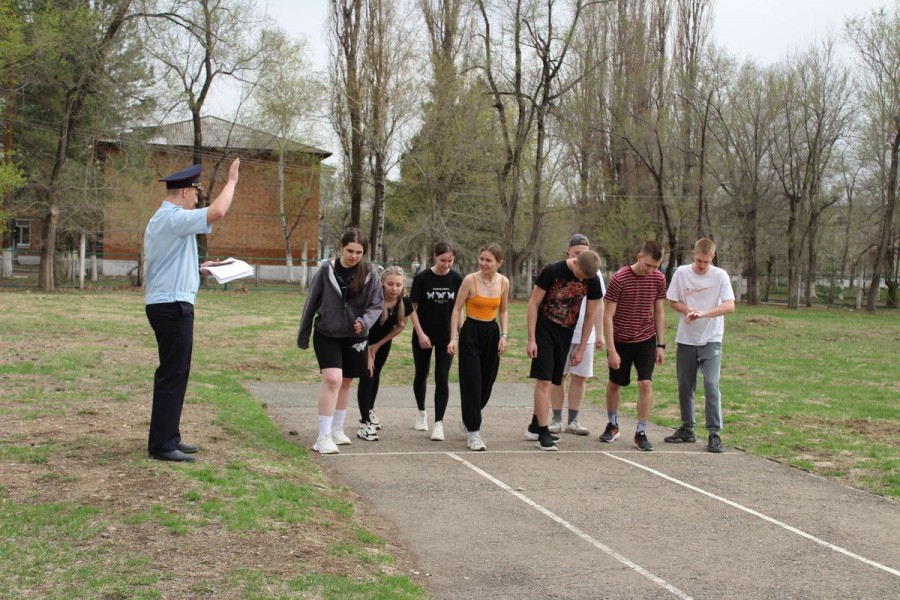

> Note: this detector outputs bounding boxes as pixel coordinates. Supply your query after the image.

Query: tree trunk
[867,121,900,311]
[277,158,294,282]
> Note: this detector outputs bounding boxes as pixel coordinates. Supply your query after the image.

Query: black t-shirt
[410,268,463,346]
[333,261,358,302]
[535,259,603,330]
[369,296,413,342]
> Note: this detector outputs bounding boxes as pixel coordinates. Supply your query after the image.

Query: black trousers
[146,301,194,454]
[458,318,500,432]
[357,340,392,422]
[412,341,453,422]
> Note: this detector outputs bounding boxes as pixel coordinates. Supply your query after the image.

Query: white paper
[205,258,254,284]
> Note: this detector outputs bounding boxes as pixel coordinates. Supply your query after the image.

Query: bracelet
[501,333,509,339]
[656,344,666,349]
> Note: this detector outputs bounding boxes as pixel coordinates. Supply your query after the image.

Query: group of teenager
[297,228,735,456]
[140,162,734,463]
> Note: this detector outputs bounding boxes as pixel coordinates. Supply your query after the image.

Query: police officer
[144,159,240,461]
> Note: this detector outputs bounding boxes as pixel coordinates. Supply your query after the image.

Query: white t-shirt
[667,264,735,345]
[571,270,607,344]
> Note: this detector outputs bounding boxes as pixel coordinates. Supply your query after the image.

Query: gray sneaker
[707,433,725,453]
[565,420,590,436]
[548,418,563,434]
[664,427,696,443]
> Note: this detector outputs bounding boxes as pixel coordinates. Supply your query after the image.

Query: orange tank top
[465,275,502,320]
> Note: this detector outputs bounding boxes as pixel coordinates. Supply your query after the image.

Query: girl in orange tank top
[447,244,510,451]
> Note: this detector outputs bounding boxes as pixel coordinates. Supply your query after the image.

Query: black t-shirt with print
[535,259,603,330]
[410,268,463,346]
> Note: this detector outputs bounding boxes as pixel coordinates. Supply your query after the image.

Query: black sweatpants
[412,341,453,422]
[145,301,194,455]
[458,318,500,432]
[357,340,392,422]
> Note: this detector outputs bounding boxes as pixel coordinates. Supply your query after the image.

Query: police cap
[159,164,203,190]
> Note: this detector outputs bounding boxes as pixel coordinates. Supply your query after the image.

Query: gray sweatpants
[675,342,723,434]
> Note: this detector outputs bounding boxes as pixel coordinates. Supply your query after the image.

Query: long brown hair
[339,228,371,297]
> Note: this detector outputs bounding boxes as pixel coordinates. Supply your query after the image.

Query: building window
[15,219,31,248]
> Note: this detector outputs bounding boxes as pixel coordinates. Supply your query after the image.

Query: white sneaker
[357,422,379,441]
[331,429,352,445]
[431,421,445,441]
[565,420,590,435]
[414,410,428,431]
[467,431,486,451]
[313,434,339,454]
[368,410,382,430]
[548,418,563,434]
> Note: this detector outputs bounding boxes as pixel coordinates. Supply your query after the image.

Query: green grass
[0,287,896,598]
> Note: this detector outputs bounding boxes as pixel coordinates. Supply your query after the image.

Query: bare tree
[768,42,851,308]
[363,0,419,261]
[846,6,900,311]
[328,0,366,228]
[252,31,324,281]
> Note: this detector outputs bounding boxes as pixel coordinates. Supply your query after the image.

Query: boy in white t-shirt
[664,239,736,453]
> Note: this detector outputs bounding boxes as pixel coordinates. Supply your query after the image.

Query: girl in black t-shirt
[356,267,412,441]
[409,241,463,439]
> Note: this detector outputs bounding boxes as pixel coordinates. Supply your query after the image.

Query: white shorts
[562,342,594,379]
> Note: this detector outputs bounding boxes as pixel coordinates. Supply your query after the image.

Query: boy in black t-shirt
[526,250,603,450]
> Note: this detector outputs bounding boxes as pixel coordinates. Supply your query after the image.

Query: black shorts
[609,337,657,387]
[529,318,575,385]
[313,331,369,379]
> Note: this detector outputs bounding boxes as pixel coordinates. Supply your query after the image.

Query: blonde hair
[694,238,717,255]
[380,266,408,326]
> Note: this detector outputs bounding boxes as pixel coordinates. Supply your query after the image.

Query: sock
[538,425,550,435]
[318,415,333,437]
[568,409,579,424]
[608,411,618,427]
[552,409,563,421]
[530,414,538,429]
[332,409,347,432]
[637,420,647,433]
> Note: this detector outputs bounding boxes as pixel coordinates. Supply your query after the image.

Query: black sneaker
[525,421,560,442]
[707,433,724,453]
[663,427,696,443]
[536,433,559,451]
[598,422,620,443]
[634,431,653,451]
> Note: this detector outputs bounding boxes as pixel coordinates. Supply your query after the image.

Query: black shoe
[525,421,560,442]
[634,431,653,451]
[536,433,559,452]
[707,433,724,453]
[663,427,696,443]
[149,449,196,462]
[598,422,620,443]
[176,442,198,454]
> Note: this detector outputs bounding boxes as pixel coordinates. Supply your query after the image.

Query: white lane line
[604,452,900,578]
[446,452,693,600]
[325,449,737,456]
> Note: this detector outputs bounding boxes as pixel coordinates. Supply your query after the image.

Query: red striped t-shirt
[605,265,667,343]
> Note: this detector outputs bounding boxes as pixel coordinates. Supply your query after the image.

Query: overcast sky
[263,0,893,67]
[226,0,894,159]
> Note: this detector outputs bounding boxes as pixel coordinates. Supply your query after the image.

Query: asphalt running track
[248,382,899,600]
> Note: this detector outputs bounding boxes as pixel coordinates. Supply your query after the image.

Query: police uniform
[144,164,208,462]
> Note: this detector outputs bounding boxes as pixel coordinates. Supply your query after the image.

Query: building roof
[127,116,331,158]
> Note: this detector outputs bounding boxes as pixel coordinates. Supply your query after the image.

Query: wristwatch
[656,344,666,349]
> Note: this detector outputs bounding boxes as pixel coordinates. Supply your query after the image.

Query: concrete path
[247,382,900,600]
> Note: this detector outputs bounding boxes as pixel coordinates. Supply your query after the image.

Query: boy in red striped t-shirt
[600,241,667,451]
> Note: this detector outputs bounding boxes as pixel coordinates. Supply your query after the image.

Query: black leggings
[458,319,500,432]
[357,341,391,422]
[412,341,453,422]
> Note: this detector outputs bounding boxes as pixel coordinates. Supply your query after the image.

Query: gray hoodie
[297,259,384,349]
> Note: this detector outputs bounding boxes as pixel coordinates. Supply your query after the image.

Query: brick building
[99,116,331,279]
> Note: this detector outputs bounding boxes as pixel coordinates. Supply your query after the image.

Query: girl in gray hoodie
[297,228,384,454]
